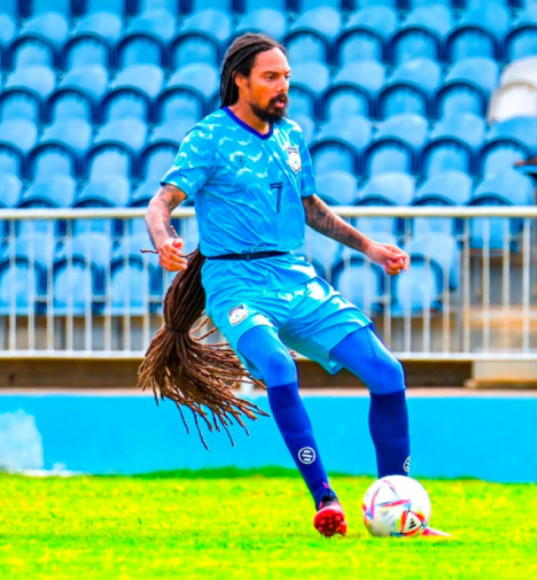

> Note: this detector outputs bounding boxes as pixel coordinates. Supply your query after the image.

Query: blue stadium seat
[0,118,38,153]
[6,65,56,99]
[421,138,474,177]
[84,0,127,15]
[117,33,165,68]
[316,170,359,205]
[78,177,131,207]
[286,7,342,64]
[325,60,385,119]
[20,12,69,47]
[235,8,288,41]
[128,8,177,42]
[140,142,178,182]
[393,233,459,315]
[377,113,429,151]
[364,139,415,176]
[52,259,102,315]
[1,233,55,272]
[170,33,220,68]
[108,258,153,315]
[151,118,195,143]
[0,144,24,176]
[412,170,473,236]
[180,216,200,255]
[446,5,510,62]
[95,118,149,153]
[27,0,72,15]
[0,173,22,208]
[113,232,155,259]
[0,259,46,315]
[356,172,414,236]
[335,6,398,64]
[468,170,534,250]
[179,8,233,44]
[47,88,95,123]
[332,258,385,314]
[243,0,286,9]
[391,5,453,65]
[112,64,164,99]
[73,11,123,43]
[378,58,441,119]
[479,138,532,177]
[19,175,77,208]
[101,88,151,122]
[431,113,485,149]
[488,117,537,153]
[0,13,16,48]
[310,115,372,173]
[61,64,109,99]
[288,62,330,118]
[167,63,219,99]
[295,228,340,279]
[436,57,498,118]
[40,119,93,157]
[156,88,205,122]
[137,0,177,11]
[58,232,113,271]
[85,143,135,181]
[290,113,315,146]
[9,36,56,69]
[0,89,41,123]
[506,5,537,61]
[63,35,111,70]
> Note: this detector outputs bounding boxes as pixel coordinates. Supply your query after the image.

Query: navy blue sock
[268,382,333,508]
[369,390,410,477]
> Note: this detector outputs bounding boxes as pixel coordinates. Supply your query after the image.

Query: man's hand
[158,237,187,272]
[364,241,410,276]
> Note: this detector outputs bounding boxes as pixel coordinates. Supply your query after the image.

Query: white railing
[0,206,536,361]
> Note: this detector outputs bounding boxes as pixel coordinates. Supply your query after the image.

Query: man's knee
[368,354,406,396]
[263,347,297,387]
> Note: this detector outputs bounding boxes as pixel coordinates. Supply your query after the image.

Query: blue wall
[0,393,535,482]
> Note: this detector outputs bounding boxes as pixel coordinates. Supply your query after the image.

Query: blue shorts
[207,276,372,379]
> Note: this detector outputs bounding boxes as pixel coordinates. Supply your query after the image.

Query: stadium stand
[0,0,536,316]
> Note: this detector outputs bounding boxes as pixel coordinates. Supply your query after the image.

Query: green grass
[0,468,536,580]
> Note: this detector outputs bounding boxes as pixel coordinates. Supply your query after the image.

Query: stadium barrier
[0,206,536,362]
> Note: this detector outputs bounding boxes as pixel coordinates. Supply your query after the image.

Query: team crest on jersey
[287,146,301,173]
[228,304,248,326]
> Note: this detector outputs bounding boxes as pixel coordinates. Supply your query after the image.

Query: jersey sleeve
[297,129,317,198]
[160,126,216,198]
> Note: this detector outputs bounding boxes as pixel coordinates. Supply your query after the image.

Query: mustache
[269,93,288,106]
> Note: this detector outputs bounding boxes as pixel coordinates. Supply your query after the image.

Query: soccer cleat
[313,495,347,538]
[422,526,452,537]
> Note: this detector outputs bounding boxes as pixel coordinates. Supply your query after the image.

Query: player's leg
[329,327,410,478]
[237,325,346,537]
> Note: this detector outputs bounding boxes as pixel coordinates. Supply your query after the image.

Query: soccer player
[144,34,447,538]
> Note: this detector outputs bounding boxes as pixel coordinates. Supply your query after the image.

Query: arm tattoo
[145,184,187,250]
[302,194,370,253]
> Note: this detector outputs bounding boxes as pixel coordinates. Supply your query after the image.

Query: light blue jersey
[161,107,318,299]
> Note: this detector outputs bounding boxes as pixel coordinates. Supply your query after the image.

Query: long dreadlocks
[138,34,286,448]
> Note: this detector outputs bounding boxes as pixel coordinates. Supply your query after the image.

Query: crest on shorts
[228,304,248,326]
[287,146,301,173]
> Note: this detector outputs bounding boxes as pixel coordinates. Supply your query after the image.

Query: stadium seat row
[4,3,537,70]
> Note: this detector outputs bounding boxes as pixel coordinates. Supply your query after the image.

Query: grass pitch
[0,468,536,580]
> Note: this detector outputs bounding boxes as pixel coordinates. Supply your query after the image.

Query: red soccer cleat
[313,495,348,538]
[422,526,452,537]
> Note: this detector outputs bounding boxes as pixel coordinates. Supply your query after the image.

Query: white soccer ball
[362,475,431,537]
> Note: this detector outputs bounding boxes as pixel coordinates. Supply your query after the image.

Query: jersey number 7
[270,182,283,213]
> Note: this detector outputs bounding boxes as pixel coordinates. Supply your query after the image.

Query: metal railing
[0,206,536,361]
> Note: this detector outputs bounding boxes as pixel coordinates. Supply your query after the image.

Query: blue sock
[268,381,333,508]
[369,390,410,477]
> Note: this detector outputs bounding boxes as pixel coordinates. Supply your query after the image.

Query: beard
[251,94,289,123]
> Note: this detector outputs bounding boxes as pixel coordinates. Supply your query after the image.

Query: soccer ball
[362,475,431,537]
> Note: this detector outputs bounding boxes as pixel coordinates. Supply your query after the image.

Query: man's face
[236,48,291,123]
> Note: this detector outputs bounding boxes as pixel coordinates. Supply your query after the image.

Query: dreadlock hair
[220,33,286,108]
[137,34,287,449]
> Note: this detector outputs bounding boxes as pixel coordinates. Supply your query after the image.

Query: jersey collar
[223,107,273,141]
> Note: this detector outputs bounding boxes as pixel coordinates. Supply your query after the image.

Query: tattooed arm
[146,183,188,271]
[302,194,409,275]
